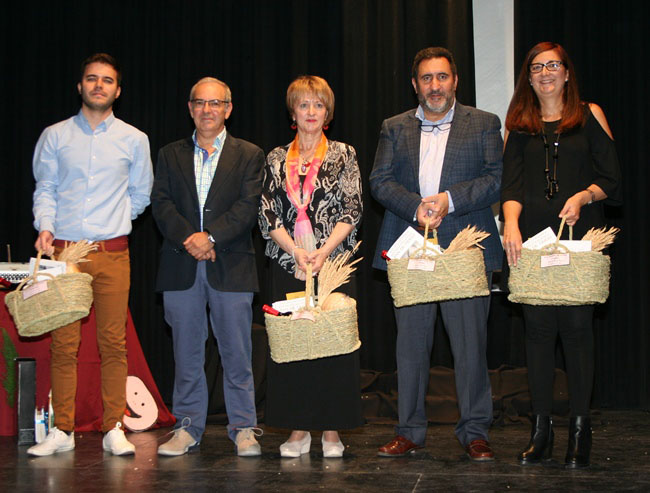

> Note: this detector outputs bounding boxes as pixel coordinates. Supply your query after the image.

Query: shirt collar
[192,127,227,152]
[415,101,456,125]
[75,110,116,132]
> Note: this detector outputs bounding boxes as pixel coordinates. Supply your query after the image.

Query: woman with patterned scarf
[259,75,363,458]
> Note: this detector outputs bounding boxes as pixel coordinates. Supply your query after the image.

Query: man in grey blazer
[370,47,503,461]
[151,77,264,456]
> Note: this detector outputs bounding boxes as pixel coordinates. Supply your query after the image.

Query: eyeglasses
[529,61,563,74]
[190,98,230,109]
[420,122,452,133]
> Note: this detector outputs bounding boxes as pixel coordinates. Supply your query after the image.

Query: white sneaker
[27,427,74,456]
[158,428,198,456]
[102,422,135,456]
[235,427,262,456]
[322,433,345,458]
[279,432,311,458]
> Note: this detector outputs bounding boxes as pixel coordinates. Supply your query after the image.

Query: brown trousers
[50,246,130,433]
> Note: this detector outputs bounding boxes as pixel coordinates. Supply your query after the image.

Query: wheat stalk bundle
[581,226,620,252]
[316,242,362,307]
[444,226,490,254]
[55,240,99,264]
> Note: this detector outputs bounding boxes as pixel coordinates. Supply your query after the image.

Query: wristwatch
[204,229,216,244]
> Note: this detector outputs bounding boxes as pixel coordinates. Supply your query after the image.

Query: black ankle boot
[565,416,592,468]
[518,415,554,464]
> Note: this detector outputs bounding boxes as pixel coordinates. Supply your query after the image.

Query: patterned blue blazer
[369,103,503,272]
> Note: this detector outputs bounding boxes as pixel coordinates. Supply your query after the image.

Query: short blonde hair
[286,75,335,125]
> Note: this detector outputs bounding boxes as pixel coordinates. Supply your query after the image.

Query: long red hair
[506,42,585,134]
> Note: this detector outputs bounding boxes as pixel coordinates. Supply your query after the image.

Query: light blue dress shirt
[192,128,226,229]
[33,110,153,241]
[416,104,456,214]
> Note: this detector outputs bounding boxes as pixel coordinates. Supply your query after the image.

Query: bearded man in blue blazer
[370,47,503,461]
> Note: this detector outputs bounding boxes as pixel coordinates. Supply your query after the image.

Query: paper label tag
[407,258,436,271]
[22,280,49,300]
[290,310,316,322]
[541,253,570,268]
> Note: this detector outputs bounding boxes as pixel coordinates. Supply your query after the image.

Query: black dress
[264,261,364,430]
[259,139,364,430]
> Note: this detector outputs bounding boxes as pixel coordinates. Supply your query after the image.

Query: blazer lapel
[205,133,238,204]
[178,137,200,206]
[405,112,422,190]
[440,103,469,190]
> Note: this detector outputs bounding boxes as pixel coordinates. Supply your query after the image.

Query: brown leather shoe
[466,439,495,462]
[377,435,422,457]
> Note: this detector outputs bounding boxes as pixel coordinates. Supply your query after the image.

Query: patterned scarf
[285,133,328,254]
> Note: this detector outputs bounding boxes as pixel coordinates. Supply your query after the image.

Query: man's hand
[421,193,449,220]
[35,231,54,256]
[416,203,442,229]
[183,232,214,261]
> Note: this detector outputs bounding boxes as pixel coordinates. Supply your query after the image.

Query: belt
[53,236,128,252]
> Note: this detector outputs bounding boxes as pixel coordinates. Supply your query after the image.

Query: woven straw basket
[4,252,93,337]
[508,219,611,306]
[264,265,360,363]
[387,225,489,308]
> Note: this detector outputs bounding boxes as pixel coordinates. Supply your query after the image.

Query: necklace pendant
[300,164,307,174]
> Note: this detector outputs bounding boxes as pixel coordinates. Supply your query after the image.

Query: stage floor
[2,410,649,492]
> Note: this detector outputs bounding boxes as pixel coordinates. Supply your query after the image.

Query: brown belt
[53,235,128,252]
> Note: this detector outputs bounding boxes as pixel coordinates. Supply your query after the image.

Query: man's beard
[418,90,453,116]
[81,92,116,112]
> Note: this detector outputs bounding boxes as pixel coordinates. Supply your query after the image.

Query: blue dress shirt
[33,111,153,241]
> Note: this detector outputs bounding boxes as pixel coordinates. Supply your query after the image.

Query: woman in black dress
[501,42,621,468]
[259,75,363,458]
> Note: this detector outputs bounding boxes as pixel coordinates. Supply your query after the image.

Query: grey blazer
[369,103,503,272]
[151,134,265,293]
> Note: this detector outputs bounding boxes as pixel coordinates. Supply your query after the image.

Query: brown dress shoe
[466,439,495,462]
[377,435,422,457]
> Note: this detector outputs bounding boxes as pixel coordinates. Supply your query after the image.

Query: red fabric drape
[0,291,175,436]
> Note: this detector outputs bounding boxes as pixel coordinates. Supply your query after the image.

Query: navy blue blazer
[151,134,265,293]
[369,103,503,272]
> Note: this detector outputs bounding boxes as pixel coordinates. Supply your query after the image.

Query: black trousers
[522,304,595,416]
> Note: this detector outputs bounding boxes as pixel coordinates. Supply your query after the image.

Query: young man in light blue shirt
[28,53,153,457]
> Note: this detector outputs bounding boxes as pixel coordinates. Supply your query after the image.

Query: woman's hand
[293,247,310,277]
[503,221,523,267]
[559,191,590,226]
[307,248,329,275]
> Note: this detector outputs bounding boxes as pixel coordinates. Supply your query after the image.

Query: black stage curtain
[1,1,647,410]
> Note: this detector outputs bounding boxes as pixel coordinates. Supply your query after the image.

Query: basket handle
[411,219,440,259]
[15,250,56,291]
[304,263,314,309]
[555,216,573,245]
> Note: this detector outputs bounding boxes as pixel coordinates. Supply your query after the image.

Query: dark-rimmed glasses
[420,122,452,133]
[529,61,563,74]
[190,99,230,110]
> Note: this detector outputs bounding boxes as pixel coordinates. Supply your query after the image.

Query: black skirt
[264,261,364,430]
